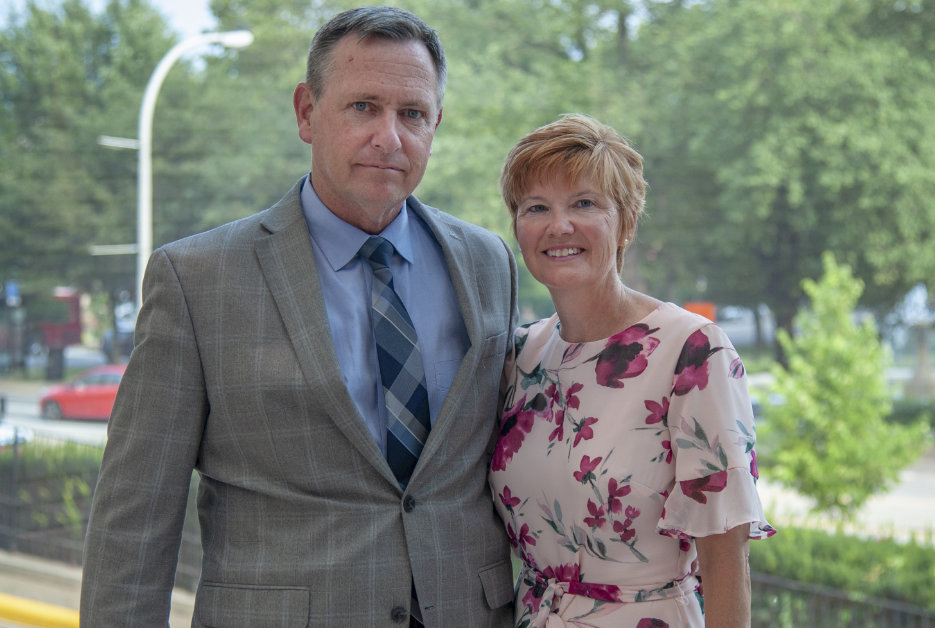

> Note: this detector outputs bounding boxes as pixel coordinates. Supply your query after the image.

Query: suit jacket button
[403,495,416,512]
[390,605,409,623]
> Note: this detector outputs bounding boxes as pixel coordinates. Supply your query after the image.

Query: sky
[2,0,217,40]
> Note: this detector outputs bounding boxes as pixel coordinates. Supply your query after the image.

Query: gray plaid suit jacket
[80,179,518,627]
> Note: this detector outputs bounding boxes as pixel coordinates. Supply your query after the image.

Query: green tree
[757,252,931,517]
[0,0,177,315]
[630,0,935,336]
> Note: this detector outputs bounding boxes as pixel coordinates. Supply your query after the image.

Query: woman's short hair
[500,114,647,270]
[305,6,447,108]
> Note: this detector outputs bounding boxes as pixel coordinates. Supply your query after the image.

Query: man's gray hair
[305,6,447,108]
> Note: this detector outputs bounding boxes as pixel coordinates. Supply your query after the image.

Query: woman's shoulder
[512,314,559,356]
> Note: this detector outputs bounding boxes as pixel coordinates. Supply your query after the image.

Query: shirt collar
[300,175,417,271]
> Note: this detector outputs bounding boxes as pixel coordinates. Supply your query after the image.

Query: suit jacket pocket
[478,559,515,610]
[194,582,310,628]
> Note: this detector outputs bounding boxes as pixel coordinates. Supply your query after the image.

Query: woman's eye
[576,199,593,208]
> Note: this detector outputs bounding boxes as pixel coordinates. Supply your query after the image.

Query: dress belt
[522,564,699,628]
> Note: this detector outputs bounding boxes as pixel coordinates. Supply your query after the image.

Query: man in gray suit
[80,6,517,626]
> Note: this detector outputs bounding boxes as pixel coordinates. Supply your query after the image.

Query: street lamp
[135,30,254,308]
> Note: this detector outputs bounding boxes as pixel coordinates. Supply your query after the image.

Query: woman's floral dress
[489,303,775,627]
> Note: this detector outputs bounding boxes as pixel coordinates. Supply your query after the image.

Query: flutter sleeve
[657,323,775,541]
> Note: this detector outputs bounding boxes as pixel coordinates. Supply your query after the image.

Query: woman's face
[514,171,623,296]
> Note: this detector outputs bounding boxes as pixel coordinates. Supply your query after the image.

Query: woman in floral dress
[489,114,774,627]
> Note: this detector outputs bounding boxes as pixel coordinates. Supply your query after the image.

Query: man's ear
[434,107,443,132]
[294,82,316,145]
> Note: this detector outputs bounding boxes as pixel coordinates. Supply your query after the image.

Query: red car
[40,364,127,420]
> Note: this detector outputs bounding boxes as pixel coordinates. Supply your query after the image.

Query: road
[1,395,107,447]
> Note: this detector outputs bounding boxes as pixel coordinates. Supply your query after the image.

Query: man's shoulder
[411,196,504,246]
[162,180,304,255]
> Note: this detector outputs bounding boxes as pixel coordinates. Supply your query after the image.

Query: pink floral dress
[489,303,775,627]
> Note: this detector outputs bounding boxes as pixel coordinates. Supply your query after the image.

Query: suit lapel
[406,200,484,463]
[254,182,392,479]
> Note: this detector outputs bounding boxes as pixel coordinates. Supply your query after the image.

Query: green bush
[750,526,935,611]
[0,438,104,562]
[887,396,935,429]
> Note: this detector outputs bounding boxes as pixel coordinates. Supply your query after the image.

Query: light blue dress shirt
[300,177,470,453]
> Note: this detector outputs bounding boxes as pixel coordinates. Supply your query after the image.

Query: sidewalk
[0,549,195,627]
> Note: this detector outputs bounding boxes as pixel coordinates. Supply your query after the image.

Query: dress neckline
[551,302,671,348]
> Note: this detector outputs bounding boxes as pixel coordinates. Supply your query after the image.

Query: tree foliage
[1,0,934,334]
[757,252,931,517]
[630,0,935,334]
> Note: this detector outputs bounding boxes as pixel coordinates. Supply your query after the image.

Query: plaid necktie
[359,236,430,487]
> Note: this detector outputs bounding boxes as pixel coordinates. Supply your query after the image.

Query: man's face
[294,35,442,233]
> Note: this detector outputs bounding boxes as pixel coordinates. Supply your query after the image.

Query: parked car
[39,364,127,420]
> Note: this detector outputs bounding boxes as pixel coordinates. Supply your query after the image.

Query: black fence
[2,431,934,625]
[753,572,935,627]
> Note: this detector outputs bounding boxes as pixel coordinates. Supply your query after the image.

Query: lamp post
[134,30,254,308]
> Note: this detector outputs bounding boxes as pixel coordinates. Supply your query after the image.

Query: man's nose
[371,113,402,153]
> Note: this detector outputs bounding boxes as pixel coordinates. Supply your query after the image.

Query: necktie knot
[359,235,394,271]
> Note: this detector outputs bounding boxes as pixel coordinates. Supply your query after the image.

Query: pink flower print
[729,356,745,379]
[679,470,728,504]
[607,478,631,514]
[644,398,669,425]
[661,439,673,464]
[565,382,583,410]
[613,519,635,543]
[573,416,598,447]
[576,581,623,603]
[506,523,519,549]
[548,420,565,443]
[673,329,723,395]
[542,563,581,583]
[545,383,560,406]
[573,455,602,483]
[584,499,606,529]
[521,584,542,613]
[562,342,584,364]
[499,486,520,511]
[750,449,759,479]
[589,324,661,388]
[613,505,641,543]
[517,523,536,549]
[491,395,536,471]
[637,619,669,628]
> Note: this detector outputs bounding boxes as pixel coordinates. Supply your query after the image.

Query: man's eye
[404,109,424,120]
[352,102,369,112]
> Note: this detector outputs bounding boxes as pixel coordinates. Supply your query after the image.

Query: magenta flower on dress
[584,499,607,529]
[588,324,661,388]
[607,477,632,514]
[637,619,669,628]
[679,470,728,504]
[498,486,521,512]
[644,398,669,425]
[574,455,602,483]
[491,395,536,471]
[573,416,599,447]
[672,329,723,395]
